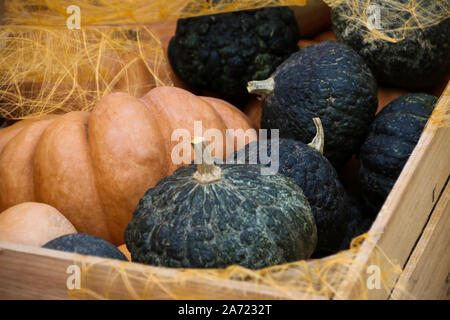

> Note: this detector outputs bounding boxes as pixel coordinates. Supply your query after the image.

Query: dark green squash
[359,93,437,215]
[228,118,351,255]
[249,41,378,169]
[338,194,374,251]
[168,7,300,104]
[331,0,450,89]
[125,137,317,269]
[42,233,128,261]
[0,117,12,129]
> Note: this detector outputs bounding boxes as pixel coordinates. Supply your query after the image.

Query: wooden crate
[0,81,448,300]
[0,1,449,298]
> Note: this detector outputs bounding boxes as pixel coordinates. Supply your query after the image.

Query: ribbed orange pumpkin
[0,87,256,245]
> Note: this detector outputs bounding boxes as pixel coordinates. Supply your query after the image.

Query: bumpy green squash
[359,93,437,215]
[249,41,378,168]
[168,7,300,103]
[331,0,450,89]
[43,233,128,261]
[228,119,351,255]
[125,138,317,269]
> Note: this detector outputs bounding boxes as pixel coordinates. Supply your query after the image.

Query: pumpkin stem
[191,137,222,184]
[247,78,275,96]
[307,118,324,155]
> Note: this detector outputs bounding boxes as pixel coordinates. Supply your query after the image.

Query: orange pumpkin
[313,29,337,42]
[117,244,132,261]
[298,39,318,49]
[0,87,255,245]
[0,202,77,247]
[377,86,410,113]
[244,97,263,129]
[290,1,331,38]
[201,96,258,150]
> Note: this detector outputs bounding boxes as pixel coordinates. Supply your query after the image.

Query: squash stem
[191,137,222,184]
[307,118,324,155]
[247,78,275,96]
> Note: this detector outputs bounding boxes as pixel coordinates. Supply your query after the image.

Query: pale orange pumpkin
[0,202,77,247]
[0,87,255,245]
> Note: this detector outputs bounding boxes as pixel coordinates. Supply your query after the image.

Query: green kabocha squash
[228,118,351,256]
[359,93,437,215]
[331,0,450,89]
[168,7,300,103]
[125,138,317,269]
[248,41,378,168]
[338,194,373,251]
[0,118,13,129]
[43,233,128,261]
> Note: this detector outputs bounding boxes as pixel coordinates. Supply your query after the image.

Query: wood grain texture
[333,82,450,300]
[0,241,323,300]
[390,181,450,300]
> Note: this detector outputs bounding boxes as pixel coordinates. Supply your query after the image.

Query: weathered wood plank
[390,181,450,300]
[0,241,323,300]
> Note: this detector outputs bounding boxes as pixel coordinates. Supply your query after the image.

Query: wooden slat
[0,243,74,299]
[334,83,450,299]
[0,241,324,300]
[390,181,450,300]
